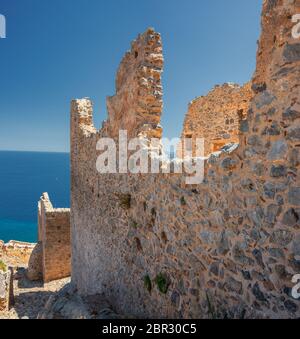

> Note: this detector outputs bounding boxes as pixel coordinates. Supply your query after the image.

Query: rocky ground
[0,268,70,319]
[0,240,121,319]
[0,240,70,319]
[38,284,122,319]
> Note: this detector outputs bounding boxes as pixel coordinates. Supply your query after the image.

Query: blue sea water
[0,151,70,243]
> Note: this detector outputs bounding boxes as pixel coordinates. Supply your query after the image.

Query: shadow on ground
[15,267,44,289]
[13,290,55,319]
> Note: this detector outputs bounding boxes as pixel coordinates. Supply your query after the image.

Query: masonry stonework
[70,0,300,318]
[0,267,14,312]
[28,193,71,283]
[178,83,253,157]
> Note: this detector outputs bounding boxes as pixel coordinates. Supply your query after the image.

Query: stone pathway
[0,267,69,319]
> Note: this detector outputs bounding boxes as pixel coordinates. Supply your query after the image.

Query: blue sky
[0,0,262,152]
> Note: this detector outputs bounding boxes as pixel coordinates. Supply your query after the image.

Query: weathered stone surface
[26,242,43,281]
[254,91,275,109]
[267,140,288,160]
[283,43,300,63]
[177,83,253,157]
[233,244,254,265]
[265,204,280,224]
[268,248,284,259]
[270,230,293,247]
[240,119,249,133]
[282,208,299,227]
[217,231,230,255]
[251,82,266,94]
[69,0,300,320]
[225,276,243,295]
[31,193,71,283]
[284,300,298,314]
[288,188,300,206]
[292,234,300,257]
[270,165,287,178]
[38,284,122,319]
[263,182,276,199]
[283,107,300,121]
[263,121,281,136]
[252,249,265,269]
[252,283,267,302]
[221,157,238,171]
[290,149,300,167]
[0,267,14,311]
[287,127,300,141]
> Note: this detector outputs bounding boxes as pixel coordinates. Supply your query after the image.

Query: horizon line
[0,149,70,154]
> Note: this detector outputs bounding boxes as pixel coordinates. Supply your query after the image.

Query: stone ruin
[37,0,300,318]
[27,193,71,283]
[0,266,14,312]
[177,82,253,157]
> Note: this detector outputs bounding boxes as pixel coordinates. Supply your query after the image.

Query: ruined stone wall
[178,83,253,156]
[71,0,300,319]
[106,28,163,140]
[0,267,14,312]
[36,193,71,283]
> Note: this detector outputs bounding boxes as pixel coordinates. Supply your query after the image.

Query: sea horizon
[0,150,70,243]
[0,149,70,154]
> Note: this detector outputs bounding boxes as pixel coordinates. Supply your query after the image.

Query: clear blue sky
[0,0,262,152]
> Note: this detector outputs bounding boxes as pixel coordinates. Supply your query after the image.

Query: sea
[0,151,70,243]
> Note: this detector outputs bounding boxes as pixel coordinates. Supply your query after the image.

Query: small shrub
[144,275,152,294]
[0,260,7,272]
[180,196,187,206]
[118,193,131,209]
[155,273,169,294]
[130,219,138,229]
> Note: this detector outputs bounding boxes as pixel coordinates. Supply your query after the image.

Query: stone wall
[0,241,34,268]
[28,193,71,282]
[0,267,14,311]
[106,28,163,140]
[178,83,253,156]
[71,0,300,318]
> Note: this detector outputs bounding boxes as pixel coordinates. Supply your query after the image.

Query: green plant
[144,275,152,294]
[0,260,7,272]
[155,273,169,294]
[118,193,131,209]
[130,219,138,229]
[180,196,187,206]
